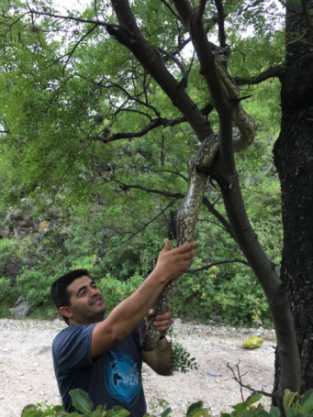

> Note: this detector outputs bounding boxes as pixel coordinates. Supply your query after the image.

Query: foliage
[0,0,286,328]
[0,238,21,273]
[20,389,313,417]
[171,268,270,326]
[97,274,144,311]
[0,276,17,316]
[171,340,198,373]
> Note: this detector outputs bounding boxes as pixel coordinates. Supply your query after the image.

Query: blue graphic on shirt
[104,351,141,405]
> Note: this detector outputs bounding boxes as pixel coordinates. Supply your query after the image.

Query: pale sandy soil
[0,319,275,417]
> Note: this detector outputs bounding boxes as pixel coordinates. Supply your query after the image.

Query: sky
[52,0,88,12]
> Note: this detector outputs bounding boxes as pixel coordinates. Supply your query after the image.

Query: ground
[0,319,275,417]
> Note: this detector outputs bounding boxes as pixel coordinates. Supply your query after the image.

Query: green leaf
[244,392,262,407]
[160,407,172,417]
[283,390,298,412]
[106,406,130,417]
[300,389,313,413]
[91,404,107,417]
[186,401,210,417]
[269,406,281,417]
[21,405,42,417]
[69,389,94,415]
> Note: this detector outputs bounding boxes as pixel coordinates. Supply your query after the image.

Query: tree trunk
[273,0,313,392]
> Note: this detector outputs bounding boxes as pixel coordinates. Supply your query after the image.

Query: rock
[0,259,22,280]
[9,297,31,318]
[38,346,51,355]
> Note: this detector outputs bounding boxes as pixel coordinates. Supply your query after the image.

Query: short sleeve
[53,324,95,371]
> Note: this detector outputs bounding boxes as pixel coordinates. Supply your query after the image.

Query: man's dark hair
[51,269,90,308]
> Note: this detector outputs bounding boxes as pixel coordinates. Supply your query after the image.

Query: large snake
[142,56,256,350]
[142,133,219,351]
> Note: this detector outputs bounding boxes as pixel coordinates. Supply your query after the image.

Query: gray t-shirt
[52,324,146,417]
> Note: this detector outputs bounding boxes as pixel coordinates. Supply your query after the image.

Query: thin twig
[227,363,273,399]
[189,259,249,273]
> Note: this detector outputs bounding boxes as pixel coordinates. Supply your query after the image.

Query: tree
[0,0,307,402]
[273,0,313,393]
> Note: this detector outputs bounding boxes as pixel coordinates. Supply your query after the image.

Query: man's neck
[69,314,105,326]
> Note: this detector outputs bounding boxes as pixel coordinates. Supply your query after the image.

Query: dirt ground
[0,319,275,417]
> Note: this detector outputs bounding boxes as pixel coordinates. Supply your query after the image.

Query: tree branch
[95,104,213,143]
[56,24,98,72]
[171,0,193,28]
[76,72,160,121]
[113,180,183,199]
[27,7,107,28]
[234,65,285,85]
[190,259,249,273]
[108,0,212,141]
[214,0,227,48]
[202,196,235,240]
[112,200,177,248]
[160,0,182,22]
[227,363,273,399]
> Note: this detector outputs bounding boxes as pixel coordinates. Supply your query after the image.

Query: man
[51,239,196,417]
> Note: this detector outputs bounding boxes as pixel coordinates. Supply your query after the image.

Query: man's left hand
[152,311,173,333]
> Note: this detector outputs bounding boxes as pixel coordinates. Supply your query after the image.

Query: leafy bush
[20,389,313,417]
[172,340,198,373]
[0,238,21,275]
[0,276,18,316]
[0,276,16,302]
[97,274,144,312]
[16,269,57,308]
[172,267,270,326]
[21,389,211,417]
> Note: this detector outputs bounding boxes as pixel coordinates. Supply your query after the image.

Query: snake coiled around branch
[143,133,219,351]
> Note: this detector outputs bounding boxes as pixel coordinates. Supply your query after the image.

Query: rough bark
[274,0,313,393]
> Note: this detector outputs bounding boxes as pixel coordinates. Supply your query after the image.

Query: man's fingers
[173,241,197,254]
[155,311,171,321]
[153,316,173,332]
[155,323,171,332]
[162,239,172,252]
[175,251,196,262]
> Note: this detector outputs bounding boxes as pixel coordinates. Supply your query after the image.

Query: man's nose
[89,286,100,295]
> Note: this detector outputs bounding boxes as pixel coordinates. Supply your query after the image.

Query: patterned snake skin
[143,134,219,350]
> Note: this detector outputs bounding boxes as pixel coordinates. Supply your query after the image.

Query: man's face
[60,276,106,324]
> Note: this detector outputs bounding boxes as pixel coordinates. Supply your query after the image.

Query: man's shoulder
[53,324,96,372]
[53,324,95,354]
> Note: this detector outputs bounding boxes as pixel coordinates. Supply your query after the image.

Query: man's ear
[58,306,73,320]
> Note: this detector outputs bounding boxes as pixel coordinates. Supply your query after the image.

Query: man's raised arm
[91,240,196,358]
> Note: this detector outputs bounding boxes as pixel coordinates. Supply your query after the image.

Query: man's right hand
[153,239,196,282]
[91,239,195,358]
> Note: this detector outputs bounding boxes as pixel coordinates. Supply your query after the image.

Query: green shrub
[171,267,270,326]
[21,389,313,417]
[0,276,18,316]
[0,276,16,302]
[16,269,55,307]
[0,238,21,274]
[98,274,144,312]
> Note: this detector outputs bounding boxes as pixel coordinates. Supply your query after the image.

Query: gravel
[0,319,275,417]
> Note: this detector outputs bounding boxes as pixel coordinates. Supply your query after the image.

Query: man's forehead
[68,275,92,293]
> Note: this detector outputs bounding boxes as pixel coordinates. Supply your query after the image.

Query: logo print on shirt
[104,351,141,405]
